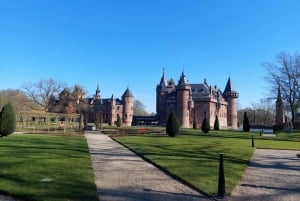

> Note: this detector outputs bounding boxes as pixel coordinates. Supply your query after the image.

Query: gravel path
[85,131,211,201]
[229,149,300,201]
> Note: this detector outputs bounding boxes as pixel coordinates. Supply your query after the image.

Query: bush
[166,111,180,137]
[243,112,250,132]
[214,115,219,131]
[0,103,16,136]
[201,117,210,133]
[116,115,122,127]
[273,124,283,133]
[193,118,197,129]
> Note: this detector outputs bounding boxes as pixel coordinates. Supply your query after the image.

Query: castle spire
[223,77,238,98]
[160,68,167,87]
[95,84,101,99]
[277,85,283,103]
[275,85,285,125]
[178,71,188,85]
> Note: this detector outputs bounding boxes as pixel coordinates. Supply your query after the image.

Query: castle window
[117,106,120,110]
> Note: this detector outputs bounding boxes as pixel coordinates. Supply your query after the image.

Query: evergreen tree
[214,115,220,131]
[243,112,250,132]
[201,117,210,133]
[193,118,197,129]
[116,115,122,127]
[166,111,180,137]
[0,103,16,136]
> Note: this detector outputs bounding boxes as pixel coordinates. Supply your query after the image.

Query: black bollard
[217,153,225,198]
[252,135,255,148]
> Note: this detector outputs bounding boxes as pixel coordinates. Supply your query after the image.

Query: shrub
[214,115,220,131]
[193,118,197,129]
[201,117,210,133]
[166,111,180,137]
[273,124,283,133]
[243,112,250,132]
[0,103,16,136]
[116,115,122,127]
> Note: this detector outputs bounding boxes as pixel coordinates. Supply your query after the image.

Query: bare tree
[238,99,275,127]
[133,100,149,116]
[0,89,35,113]
[22,78,66,111]
[263,52,300,125]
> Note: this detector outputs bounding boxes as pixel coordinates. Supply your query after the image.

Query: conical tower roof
[276,85,283,103]
[122,87,134,98]
[178,71,188,85]
[223,77,239,98]
[157,68,168,91]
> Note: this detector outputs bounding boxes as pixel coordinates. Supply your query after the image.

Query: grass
[0,134,98,201]
[114,129,300,196]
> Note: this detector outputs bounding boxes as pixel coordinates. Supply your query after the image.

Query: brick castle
[156,70,239,129]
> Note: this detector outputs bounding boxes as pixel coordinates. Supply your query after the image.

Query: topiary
[214,115,220,131]
[116,115,122,127]
[201,117,210,133]
[0,103,16,136]
[193,119,197,129]
[166,111,180,137]
[243,112,250,132]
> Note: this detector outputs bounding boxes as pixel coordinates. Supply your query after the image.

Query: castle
[86,86,134,126]
[156,70,239,129]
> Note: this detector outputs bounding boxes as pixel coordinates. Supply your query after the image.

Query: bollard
[252,135,255,148]
[217,153,226,198]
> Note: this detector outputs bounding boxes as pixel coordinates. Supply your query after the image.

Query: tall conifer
[0,103,16,136]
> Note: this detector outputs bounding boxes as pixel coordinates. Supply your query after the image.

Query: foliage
[214,115,220,131]
[243,112,250,132]
[0,103,16,136]
[263,51,300,125]
[273,124,284,133]
[166,111,180,137]
[201,117,210,133]
[193,118,197,129]
[0,134,98,201]
[116,115,122,127]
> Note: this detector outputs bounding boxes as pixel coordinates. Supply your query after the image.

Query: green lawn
[114,129,300,196]
[0,134,98,201]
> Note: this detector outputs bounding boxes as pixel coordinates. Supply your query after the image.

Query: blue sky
[1,0,300,113]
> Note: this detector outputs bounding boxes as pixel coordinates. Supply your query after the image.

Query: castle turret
[275,85,285,125]
[176,71,191,128]
[223,77,239,129]
[156,69,168,125]
[94,84,101,100]
[122,87,134,126]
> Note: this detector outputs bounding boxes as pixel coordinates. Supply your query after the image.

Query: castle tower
[122,87,134,126]
[223,77,239,129]
[275,86,285,125]
[176,71,191,128]
[156,69,168,125]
